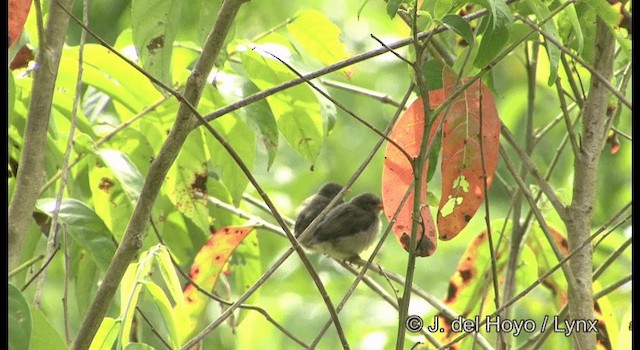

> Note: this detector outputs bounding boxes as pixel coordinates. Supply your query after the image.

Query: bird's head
[317,182,344,198]
[351,193,383,212]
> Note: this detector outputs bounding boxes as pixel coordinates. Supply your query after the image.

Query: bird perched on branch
[304,193,383,261]
[294,182,344,244]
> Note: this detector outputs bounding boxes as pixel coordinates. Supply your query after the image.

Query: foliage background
[9,0,631,349]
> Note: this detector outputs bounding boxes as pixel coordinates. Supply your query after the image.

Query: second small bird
[302,193,383,261]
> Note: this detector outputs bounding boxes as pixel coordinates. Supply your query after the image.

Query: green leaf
[166,129,210,235]
[58,45,164,116]
[131,0,182,93]
[240,48,323,166]
[74,254,99,317]
[9,284,31,350]
[143,281,180,349]
[560,3,584,54]
[422,59,444,91]
[526,0,562,85]
[228,230,261,324]
[154,245,184,306]
[29,308,69,350]
[473,16,509,69]
[357,0,372,19]
[216,73,279,169]
[89,165,133,241]
[124,343,156,350]
[98,149,144,203]
[120,247,157,347]
[582,0,623,29]
[89,318,120,350]
[36,198,116,271]
[441,14,474,46]
[287,10,352,76]
[472,0,513,28]
[386,0,404,19]
[204,117,256,205]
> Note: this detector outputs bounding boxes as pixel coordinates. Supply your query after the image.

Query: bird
[304,193,383,261]
[293,182,345,244]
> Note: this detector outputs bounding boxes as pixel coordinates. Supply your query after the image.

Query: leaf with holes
[381,90,445,257]
[175,226,255,342]
[436,68,500,240]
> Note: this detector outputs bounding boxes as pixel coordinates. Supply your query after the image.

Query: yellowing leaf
[287,9,353,77]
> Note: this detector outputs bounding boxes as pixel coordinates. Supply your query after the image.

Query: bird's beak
[376,204,384,211]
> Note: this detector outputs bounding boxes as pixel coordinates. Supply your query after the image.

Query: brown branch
[70,1,249,349]
[564,17,616,349]
[8,0,75,270]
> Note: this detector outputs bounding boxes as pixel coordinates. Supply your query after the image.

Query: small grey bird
[304,193,383,261]
[294,183,345,242]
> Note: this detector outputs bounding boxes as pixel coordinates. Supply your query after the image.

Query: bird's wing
[313,205,376,242]
[294,196,328,235]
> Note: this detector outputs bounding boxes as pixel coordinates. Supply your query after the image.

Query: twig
[439,203,631,348]
[135,306,173,350]
[71,1,250,349]
[500,126,569,220]
[21,245,61,291]
[320,79,404,108]
[339,263,444,349]
[8,0,76,270]
[560,54,585,107]
[39,96,170,195]
[309,86,415,347]
[147,220,309,348]
[255,47,414,164]
[516,15,631,110]
[8,254,45,278]
[592,237,631,280]
[201,6,503,124]
[554,78,581,157]
[369,34,413,66]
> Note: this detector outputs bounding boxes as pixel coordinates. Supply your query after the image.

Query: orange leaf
[436,69,500,240]
[381,91,444,257]
[9,0,32,47]
[177,226,255,339]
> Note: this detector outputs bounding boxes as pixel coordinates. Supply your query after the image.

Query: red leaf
[177,226,255,337]
[9,0,32,48]
[381,91,444,257]
[436,69,500,240]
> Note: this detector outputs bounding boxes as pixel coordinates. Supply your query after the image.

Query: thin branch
[8,0,76,270]
[147,219,309,348]
[320,79,404,108]
[39,96,170,195]
[516,15,631,110]
[500,125,569,220]
[499,146,578,286]
[71,1,249,348]
[339,263,444,349]
[369,34,413,66]
[560,54,585,108]
[8,254,45,279]
[201,6,502,124]
[554,78,581,156]
[21,246,61,292]
[439,203,631,348]
[310,86,415,347]
[135,307,173,350]
[255,46,414,164]
[592,237,632,281]
[34,0,88,309]
[478,83,501,315]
